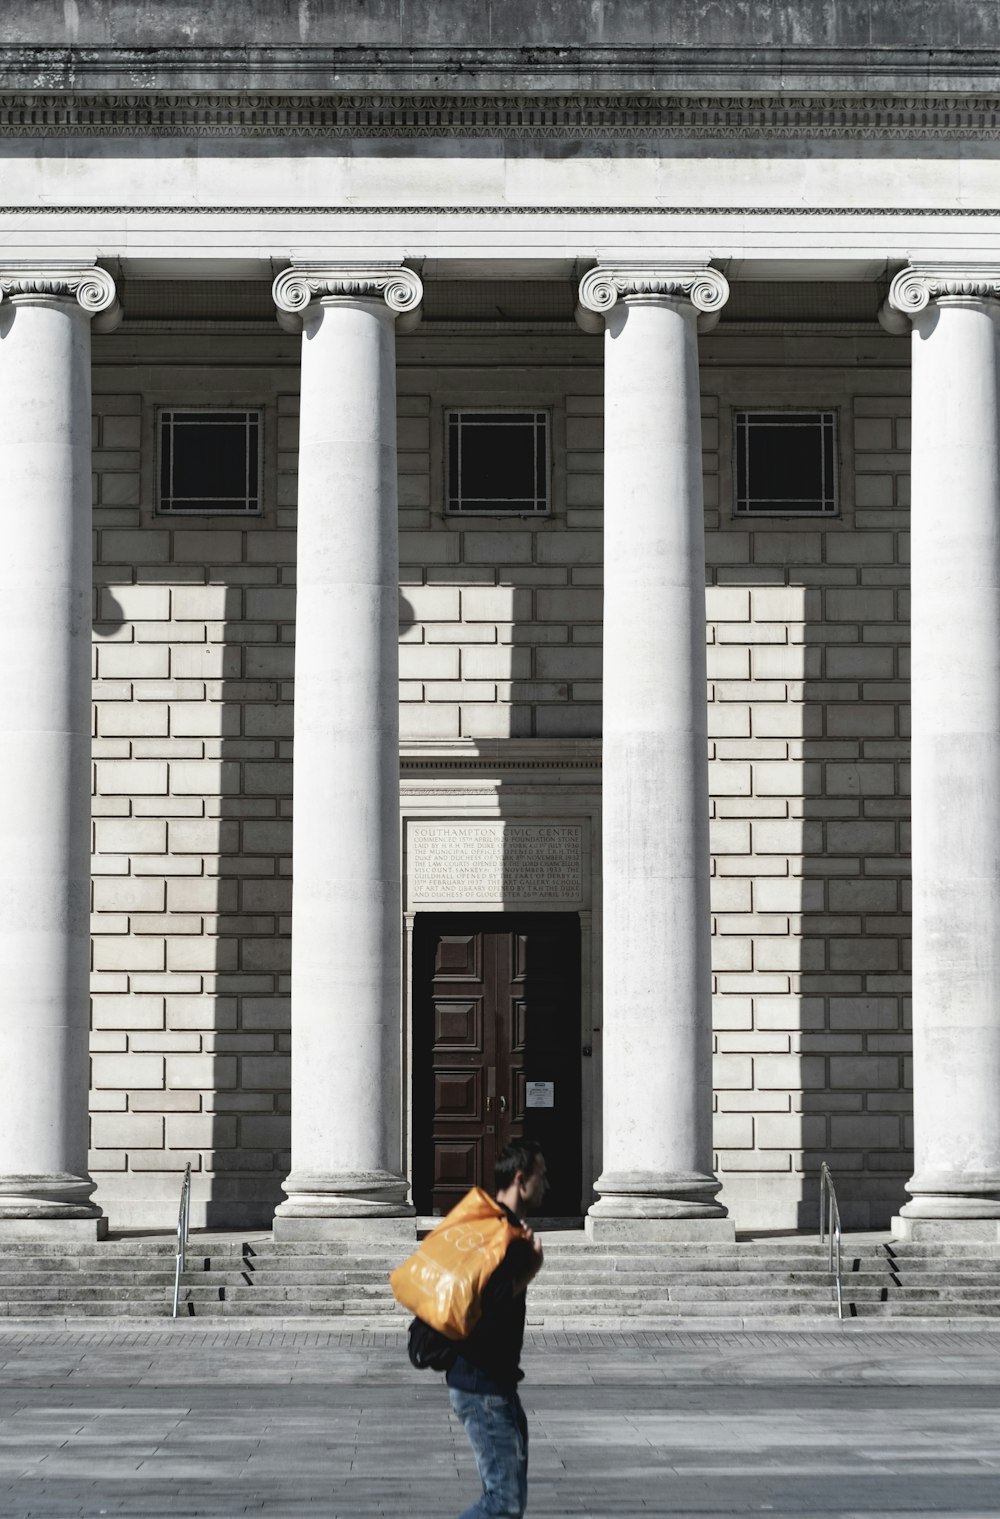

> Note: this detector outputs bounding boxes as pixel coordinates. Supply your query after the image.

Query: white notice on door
[525,1081,554,1108]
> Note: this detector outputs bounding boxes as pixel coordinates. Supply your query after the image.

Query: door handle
[499,1095,507,1112]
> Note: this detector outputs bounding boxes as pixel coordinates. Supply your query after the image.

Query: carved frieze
[1,204,998,219]
[3,92,1000,141]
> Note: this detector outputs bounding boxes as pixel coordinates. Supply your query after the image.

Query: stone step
[0,1272,220,1287]
[652,1285,1000,1303]
[241,1252,888,1275]
[531,1297,1000,1318]
[209,1284,397,1304]
[0,1242,248,1260]
[8,1293,1000,1323]
[0,1284,229,1304]
[231,1261,1000,1288]
[13,1254,985,1284]
[210,1297,401,1316]
[210,1284,846,1306]
[236,1270,866,1291]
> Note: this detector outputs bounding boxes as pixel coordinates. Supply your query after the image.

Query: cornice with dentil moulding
[271,264,424,333]
[576,263,730,334]
[0,263,120,330]
[879,263,1000,333]
[3,93,1000,143]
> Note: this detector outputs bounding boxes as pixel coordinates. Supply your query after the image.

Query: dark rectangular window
[734,411,838,516]
[446,410,549,515]
[159,409,261,514]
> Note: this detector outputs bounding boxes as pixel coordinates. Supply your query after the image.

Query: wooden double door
[412,913,582,1217]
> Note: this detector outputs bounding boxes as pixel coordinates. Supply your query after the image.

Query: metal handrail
[171,1162,192,1319]
[818,1161,844,1320]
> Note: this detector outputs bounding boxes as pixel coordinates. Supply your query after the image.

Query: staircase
[2,1233,1000,1325]
[0,1237,245,1319]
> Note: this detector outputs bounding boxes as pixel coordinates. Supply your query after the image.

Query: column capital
[272,262,423,334]
[577,262,730,334]
[880,263,1000,333]
[0,262,120,332]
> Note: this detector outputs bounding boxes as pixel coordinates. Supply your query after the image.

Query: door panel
[433,1070,482,1119]
[433,999,482,1049]
[435,933,482,979]
[433,1140,482,1194]
[413,913,582,1216]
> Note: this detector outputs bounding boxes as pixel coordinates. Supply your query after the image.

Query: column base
[0,1174,102,1221]
[586,1215,736,1243]
[899,1177,1000,1223]
[275,1168,415,1223]
[590,1170,728,1221]
[891,1214,1000,1243]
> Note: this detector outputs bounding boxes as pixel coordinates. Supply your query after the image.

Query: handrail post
[819,1161,844,1322]
[172,1162,192,1319]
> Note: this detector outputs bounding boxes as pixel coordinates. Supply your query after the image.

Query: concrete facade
[0,1,992,1237]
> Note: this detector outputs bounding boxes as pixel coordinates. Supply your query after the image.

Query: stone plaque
[409,823,583,905]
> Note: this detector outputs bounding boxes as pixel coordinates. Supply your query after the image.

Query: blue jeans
[449,1386,529,1518]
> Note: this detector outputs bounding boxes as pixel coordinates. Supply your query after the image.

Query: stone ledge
[0,1218,109,1240]
[585,1217,738,1243]
[272,1218,417,1242]
[4,52,1000,97]
[891,1215,1000,1244]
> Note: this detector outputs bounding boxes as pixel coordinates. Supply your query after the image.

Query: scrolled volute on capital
[577,263,730,333]
[272,264,424,332]
[0,264,120,329]
[880,264,1000,333]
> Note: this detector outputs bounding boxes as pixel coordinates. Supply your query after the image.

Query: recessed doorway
[412,912,582,1217]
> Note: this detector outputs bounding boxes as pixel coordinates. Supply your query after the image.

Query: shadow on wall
[709,537,911,1233]
[213,557,293,1228]
[798,563,912,1231]
[91,548,292,1231]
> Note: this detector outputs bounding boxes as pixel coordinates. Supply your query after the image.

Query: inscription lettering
[410,824,582,904]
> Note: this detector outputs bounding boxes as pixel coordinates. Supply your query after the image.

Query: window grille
[159,409,261,514]
[734,410,838,516]
[446,410,549,515]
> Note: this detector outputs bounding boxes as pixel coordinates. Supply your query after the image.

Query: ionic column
[577,263,732,1237]
[882,266,1000,1237]
[272,264,421,1233]
[0,263,119,1233]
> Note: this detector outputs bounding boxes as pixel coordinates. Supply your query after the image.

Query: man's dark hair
[495,1138,543,1192]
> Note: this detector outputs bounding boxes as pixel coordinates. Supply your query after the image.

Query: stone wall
[90,362,297,1227]
[88,337,912,1229]
[704,376,911,1228]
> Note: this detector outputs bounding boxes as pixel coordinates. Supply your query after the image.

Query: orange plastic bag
[390,1187,527,1340]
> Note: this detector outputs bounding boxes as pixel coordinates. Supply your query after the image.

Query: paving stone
[0,1328,996,1515]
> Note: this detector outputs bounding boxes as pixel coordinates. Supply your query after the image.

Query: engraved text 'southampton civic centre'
[1,0,999,1252]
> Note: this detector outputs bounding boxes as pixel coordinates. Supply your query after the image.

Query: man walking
[447,1139,547,1519]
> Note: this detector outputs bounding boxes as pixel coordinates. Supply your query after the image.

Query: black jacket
[446,1206,535,1395]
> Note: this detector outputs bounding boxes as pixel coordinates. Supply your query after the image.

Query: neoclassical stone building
[0,0,996,1241]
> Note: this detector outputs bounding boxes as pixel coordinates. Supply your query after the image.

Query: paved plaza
[0,1326,997,1516]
